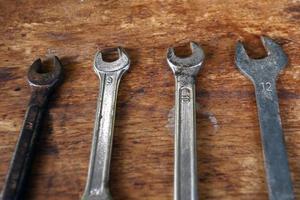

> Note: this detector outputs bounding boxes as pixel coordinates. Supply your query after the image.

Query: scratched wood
[0,0,299,199]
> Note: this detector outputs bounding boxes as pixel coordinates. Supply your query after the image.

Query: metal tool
[167,42,205,200]
[82,47,130,200]
[235,36,294,200]
[1,57,63,200]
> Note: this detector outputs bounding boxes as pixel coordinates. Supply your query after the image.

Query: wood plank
[0,0,299,199]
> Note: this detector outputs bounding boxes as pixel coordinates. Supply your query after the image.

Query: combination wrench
[1,57,63,200]
[235,36,294,200]
[167,42,205,200]
[82,47,130,200]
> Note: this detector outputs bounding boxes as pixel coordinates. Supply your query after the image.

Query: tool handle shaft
[82,72,123,200]
[1,96,45,200]
[174,76,198,200]
[254,80,294,200]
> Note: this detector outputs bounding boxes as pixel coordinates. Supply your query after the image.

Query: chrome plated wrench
[167,42,205,200]
[235,36,294,200]
[82,47,130,200]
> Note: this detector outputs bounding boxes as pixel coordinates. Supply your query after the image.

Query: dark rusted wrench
[1,57,63,200]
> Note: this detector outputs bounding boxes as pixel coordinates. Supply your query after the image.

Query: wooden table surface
[0,0,299,199]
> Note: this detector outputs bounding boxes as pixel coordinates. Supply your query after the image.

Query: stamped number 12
[260,82,272,92]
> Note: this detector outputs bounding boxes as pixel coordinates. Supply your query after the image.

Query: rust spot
[133,180,146,189]
[0,67,20,82]
[286,4,300,13]
[45,32,74,41]
[135,88,145,94]
[278,89,300,99]
[285,4,300,20]
[271,37,293,46]
[131,5,152,19]
[14,87,21,92]
[40,144,59,155]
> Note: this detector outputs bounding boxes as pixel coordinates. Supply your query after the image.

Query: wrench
[167,42,205,200]
[235,36,294,200]
[1,57,63,200]
[82,47,130,200]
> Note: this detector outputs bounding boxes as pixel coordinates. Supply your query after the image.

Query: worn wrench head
[27,56,63,88]
[167,42,205,76]
[94,47,130,74]
[235,36,288,82]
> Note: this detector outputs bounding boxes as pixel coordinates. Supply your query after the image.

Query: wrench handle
[254,80,294,200]
[82,72,124,200]
[174,76,198,200]
[1,91,47,200]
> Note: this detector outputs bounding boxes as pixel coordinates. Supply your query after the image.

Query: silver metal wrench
[235,36,294,200]
[167,42,205,200]
[82,47,130,200]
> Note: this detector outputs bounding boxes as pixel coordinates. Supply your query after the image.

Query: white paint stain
[166,107,175,133]
[46,48,56,57]
[202,112,219,133]
[293,70,300,80]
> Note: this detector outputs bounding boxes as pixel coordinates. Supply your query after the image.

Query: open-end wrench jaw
[94,47,130,75]
[27,56,63,88]
[167,42,205,77]
[235,36,288,83]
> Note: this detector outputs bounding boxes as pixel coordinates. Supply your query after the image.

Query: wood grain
[0,0,299,199]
